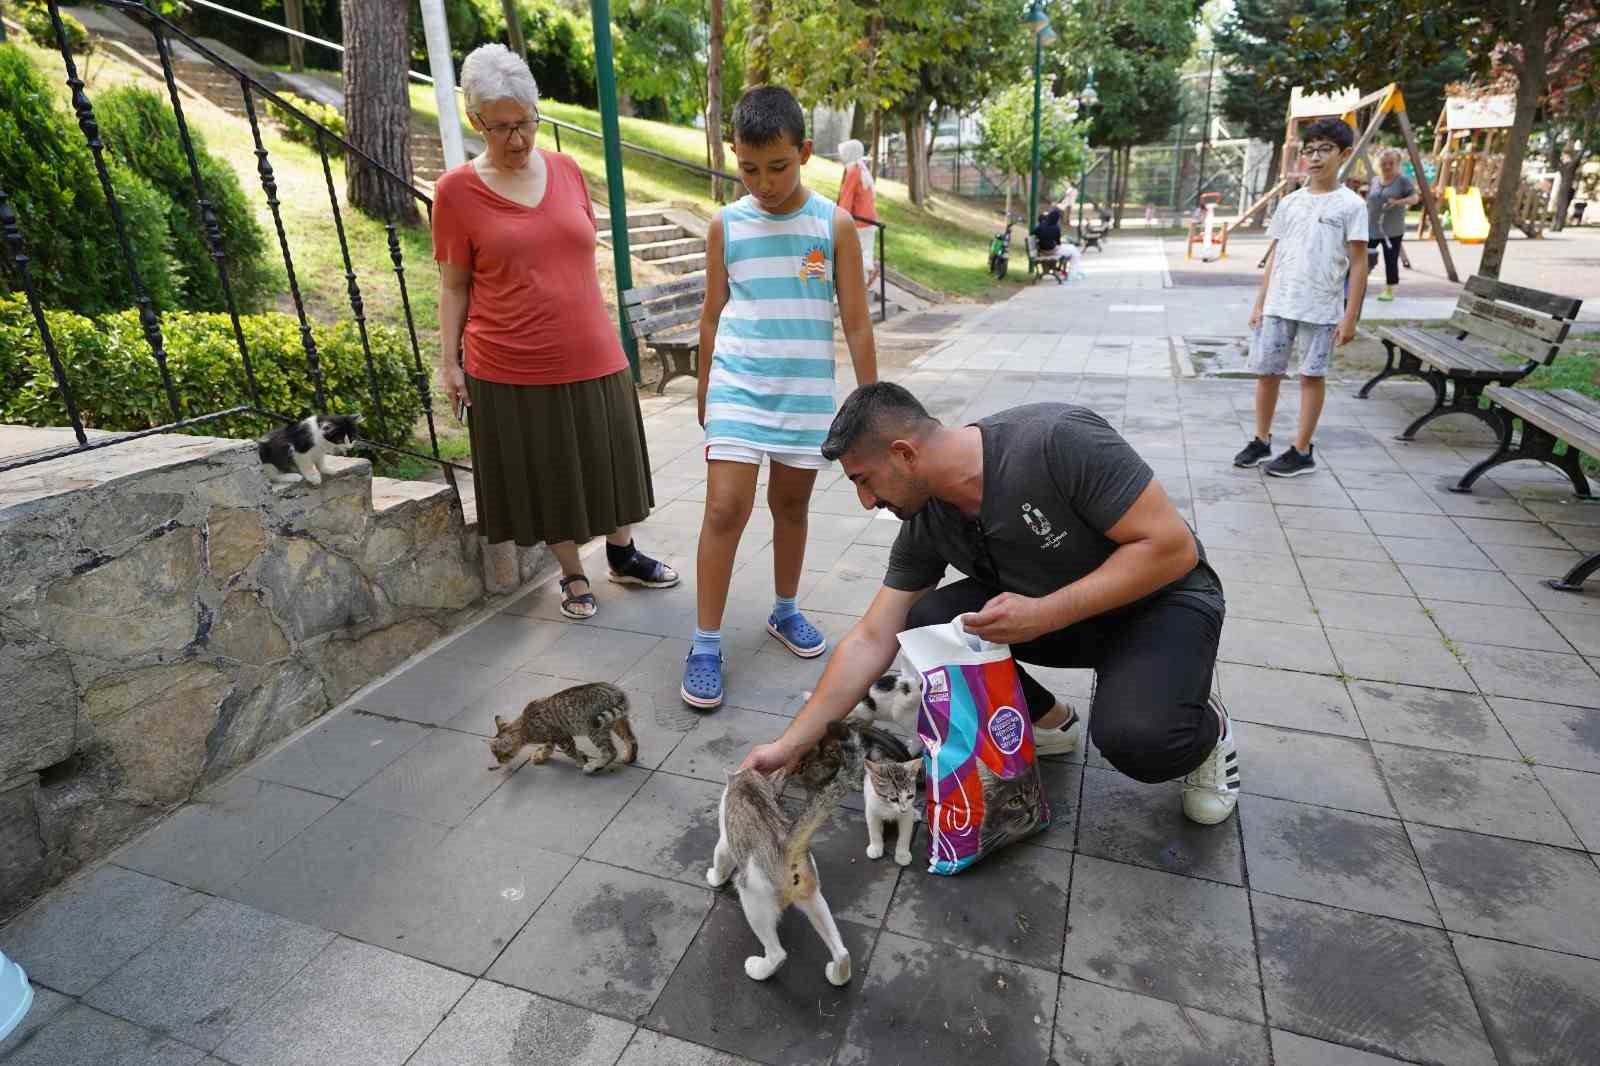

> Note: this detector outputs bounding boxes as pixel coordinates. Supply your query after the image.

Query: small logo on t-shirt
[799,246,829,282]
[1021,502,1051,537]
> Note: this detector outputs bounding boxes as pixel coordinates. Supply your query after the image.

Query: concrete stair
[597,209,706,279]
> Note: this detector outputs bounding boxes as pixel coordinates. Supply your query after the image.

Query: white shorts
[705,443,831,471]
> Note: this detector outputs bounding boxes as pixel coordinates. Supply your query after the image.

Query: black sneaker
[1264,444,1317,478]
[1233,437,1272,468]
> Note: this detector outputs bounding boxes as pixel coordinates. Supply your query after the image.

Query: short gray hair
[460,43,540,115]
[1379,147,1403,165]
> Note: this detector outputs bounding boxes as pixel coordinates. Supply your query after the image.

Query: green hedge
[0,294,424,449]
[93,86,278,314]
[268,91,345,157]
[21,7,90,55]
[0,45,179,315]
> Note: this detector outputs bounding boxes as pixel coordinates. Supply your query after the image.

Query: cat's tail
[779,725,855,906]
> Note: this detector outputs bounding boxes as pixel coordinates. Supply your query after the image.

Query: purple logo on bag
[922,669,951,710]
[988,705,1026,755]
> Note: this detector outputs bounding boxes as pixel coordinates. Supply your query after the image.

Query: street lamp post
[1076,75,1097,239]
[1195,48,1215,208]
[1023,1,1054,227]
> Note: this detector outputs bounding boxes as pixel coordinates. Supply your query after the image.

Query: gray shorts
[1247,315,1335,378]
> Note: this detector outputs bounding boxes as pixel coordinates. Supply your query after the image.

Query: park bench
[621,276,705,395]
[1026,235,1071,284]
[1453,385,1600,591]
[1355,275,1583,442]
[1080,217,1109,252]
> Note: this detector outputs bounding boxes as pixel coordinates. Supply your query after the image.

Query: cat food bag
[897,618,1051,874]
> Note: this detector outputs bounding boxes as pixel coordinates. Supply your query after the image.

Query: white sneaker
[1182,695,1240,825]
[1033,706,1081,757]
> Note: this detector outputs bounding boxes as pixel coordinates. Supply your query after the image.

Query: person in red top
[433,43,678,620]
[835,138,879,286]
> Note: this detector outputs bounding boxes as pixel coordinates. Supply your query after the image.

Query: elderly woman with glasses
[432,43,677,620]
[1366,147,1419,302]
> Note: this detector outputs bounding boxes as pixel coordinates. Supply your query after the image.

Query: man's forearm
[1037,535,1198,631]
[780,624,900,753]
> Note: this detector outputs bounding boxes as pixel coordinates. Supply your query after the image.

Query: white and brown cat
[863,757,921,866]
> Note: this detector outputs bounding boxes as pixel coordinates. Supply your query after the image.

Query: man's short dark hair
[1302,117,1354,151]
[732,86,807,149]
[822,382,939,461]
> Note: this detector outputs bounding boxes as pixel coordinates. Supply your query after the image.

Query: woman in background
[835,138,880,287]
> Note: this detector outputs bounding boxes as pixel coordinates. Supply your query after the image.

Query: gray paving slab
[833,930,1057,1066]
[1506,572,1600,614]
[793,793,914,925]
[1459,642,1600,707]
[357,653,514,726]
[1223,580,1318,626]
[406,979,636,1066]
[1450,933,1600,1066]
[1306,588,1436,638]
[113,776,337,894]
[883,838,1072,969]
[1544,609,1600,655]
[0,983,71,1058]
[1276,505,1372,534]
[0,1003,207,1066]
[1423,599,1574,653]
[435,615,570,674]
[533,625,666,684]
[1052,978,1271,1065]
[486,860,712,1019]
[1287,529,1384,562]
[1407,824,1600,958]
[617,1030,764,1065]
[1252,893,1495,1066]
[1063,855,1260,1022]
[1452,515,1575,548]
[1346,682,1518,757]
[1397,563,1533,607]
[0,866,202,996]
[246,708,432,797]
[1199,547,1305,587]
[1533,765,1600,851]
[457,760,649,856]
[1219,618,1339,675]
[1075,766,1243,883]
[646,896,875,1065]
[1220,662,1363,739]
[1326,629,1476,691]
[445,670,580,736]
[83,898,332,1050]
[1238,796,1438,926]
[1373,743,1579,846]
[584,772,724,889]
[660,707,790,784]
[215,937,472,1066]
[345,727,511,826]
[1361,511,1465,540]
[1270,1029,1416,1065]
[1487,696,1600,772]
[1297,556,1411,597]
[1378,534,1495,569]
[1231,723,1396,817]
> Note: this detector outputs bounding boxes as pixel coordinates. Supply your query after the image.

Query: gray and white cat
[707,720,866,986]
[846,671,923,756]
[863,757,921,866]
[258,414,359,488]
[489,681,637,774]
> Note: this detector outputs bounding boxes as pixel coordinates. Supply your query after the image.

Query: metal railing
[2,0,458,494]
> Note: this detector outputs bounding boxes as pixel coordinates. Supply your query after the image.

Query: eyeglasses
[1299,144,1341,159]
[478,113,539,141]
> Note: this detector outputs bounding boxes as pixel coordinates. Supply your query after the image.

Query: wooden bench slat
[1465,274,1583,320]
[1514,390,1600,436]
[620,275,707,306]
[1378,327,1515,374]
[1447,311,1561,364]
[629,305,700,338]
[1485,387,1600,456]
[624,290,702,324]
[1457,293,1569,343]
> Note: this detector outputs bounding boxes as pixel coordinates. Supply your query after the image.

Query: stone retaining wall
[0,433,547,917]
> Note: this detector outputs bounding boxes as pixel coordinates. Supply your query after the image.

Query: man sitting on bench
[1032,206,1081,278]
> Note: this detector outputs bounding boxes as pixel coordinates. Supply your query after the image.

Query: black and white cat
[257,414,360,488]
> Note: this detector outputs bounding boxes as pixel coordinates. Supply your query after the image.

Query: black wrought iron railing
[0,0,459,498]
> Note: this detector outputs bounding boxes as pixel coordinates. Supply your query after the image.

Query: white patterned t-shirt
[1263,186,1367,325]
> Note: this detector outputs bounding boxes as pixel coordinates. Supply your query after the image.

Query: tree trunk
[707,0,726,201]
[903,110,929,205]
[850,99,871,141]
[1552,143,1586,232]
[500,0,526,58]
[1004,172,1014,220]
[1480,0,1555,278]
[744,0,772,88]
[283,0,305,72]
[342,0,417,223]
[871,108,882,175]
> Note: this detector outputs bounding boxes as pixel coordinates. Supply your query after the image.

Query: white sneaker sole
[767,623,827,659]
[1264,465,1317,478]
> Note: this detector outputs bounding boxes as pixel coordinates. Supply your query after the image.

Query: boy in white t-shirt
[1234,118,1369,478]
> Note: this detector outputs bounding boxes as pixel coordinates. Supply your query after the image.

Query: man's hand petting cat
[740,738,799,774]
[962,592,1052,644]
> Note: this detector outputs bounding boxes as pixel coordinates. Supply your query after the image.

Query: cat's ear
[864,758,881,773]
[901,758,923,775]
[493,715,508,731]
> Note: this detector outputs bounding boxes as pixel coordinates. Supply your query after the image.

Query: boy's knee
[766,487,811,526]
[703,493,754,535]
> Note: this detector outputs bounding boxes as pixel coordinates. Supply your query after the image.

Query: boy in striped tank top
[682,86,879,710]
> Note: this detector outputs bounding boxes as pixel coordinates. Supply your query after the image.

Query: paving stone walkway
[4,238,1600,1066]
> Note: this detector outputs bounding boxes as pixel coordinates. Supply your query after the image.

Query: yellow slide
[1444,187,1490,244]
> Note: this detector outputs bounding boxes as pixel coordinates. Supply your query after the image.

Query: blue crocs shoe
[681,651,725,710]
[768,610,826,659]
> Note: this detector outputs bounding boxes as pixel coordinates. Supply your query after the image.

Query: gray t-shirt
[1367,173,1416,239]
[884,404,1217,611]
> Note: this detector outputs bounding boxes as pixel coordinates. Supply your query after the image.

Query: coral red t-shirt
[431,150,628,385]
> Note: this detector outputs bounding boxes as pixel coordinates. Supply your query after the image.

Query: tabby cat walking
[489,681,637,774]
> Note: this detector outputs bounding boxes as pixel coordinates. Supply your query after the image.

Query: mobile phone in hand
[453,394,468,423]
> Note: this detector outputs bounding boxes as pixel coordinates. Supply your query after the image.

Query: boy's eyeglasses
[479,113,539,141]
[1299,144,1341,159]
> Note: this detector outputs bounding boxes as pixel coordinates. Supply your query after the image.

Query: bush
[267,91,345,157]
[22,6,91,55]
[0,44,180,315]
[0,293,425,449]
[92,86,279,314]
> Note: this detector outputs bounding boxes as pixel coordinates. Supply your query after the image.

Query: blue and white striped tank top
[705,191,837,456]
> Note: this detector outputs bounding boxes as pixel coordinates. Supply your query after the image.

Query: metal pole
[1195,49,1214,205]
[418,0,465,169]
[1028,31,1043,226]
[590,0,640,377]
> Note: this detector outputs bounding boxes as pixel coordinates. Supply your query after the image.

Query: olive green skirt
[466,369,655,547]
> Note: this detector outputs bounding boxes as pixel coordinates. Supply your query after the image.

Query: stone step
[596,211,670,230]
[655,251,708,275]
[598,223,685,245]
[371,475,454,516]
[635,236,706,261]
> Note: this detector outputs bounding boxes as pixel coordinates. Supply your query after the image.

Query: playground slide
[1446,186,1490,244]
